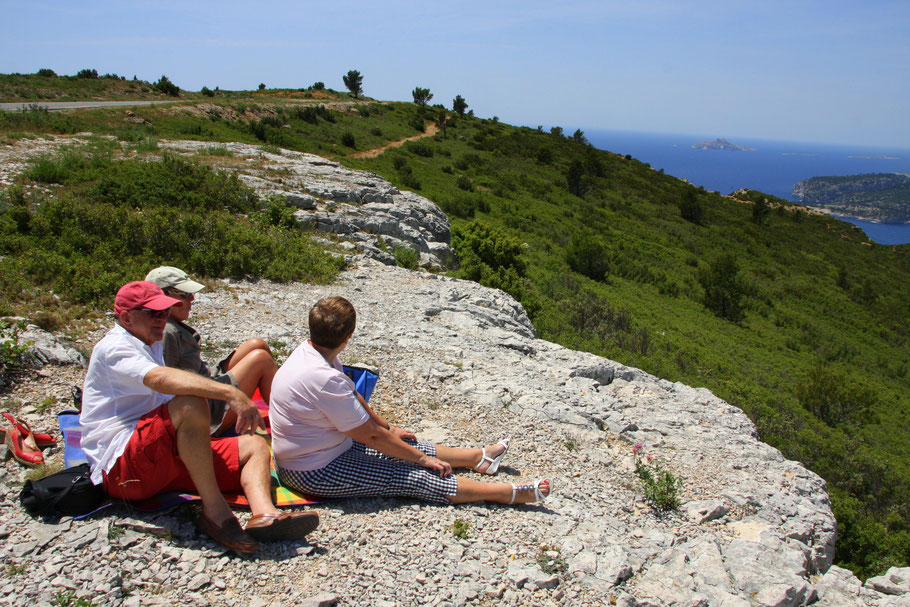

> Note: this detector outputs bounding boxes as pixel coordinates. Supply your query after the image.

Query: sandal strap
[474,437,511,475]
[473,447,492,472]
[509,479,549,505]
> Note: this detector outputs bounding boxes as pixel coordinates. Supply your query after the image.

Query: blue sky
[3,0,909,148]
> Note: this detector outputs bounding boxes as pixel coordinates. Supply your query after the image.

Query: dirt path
[349,121,440,158]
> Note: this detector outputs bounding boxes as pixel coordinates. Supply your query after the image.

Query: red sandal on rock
[4,425,44,467]
[2,413,56,448]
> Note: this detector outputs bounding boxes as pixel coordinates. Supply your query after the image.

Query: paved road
[0,100,181,112]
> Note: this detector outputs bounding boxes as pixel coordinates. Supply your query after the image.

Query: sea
[582,129,910,245]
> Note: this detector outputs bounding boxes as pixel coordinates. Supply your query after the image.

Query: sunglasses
[135,308,170,320]
[165,290,194,300]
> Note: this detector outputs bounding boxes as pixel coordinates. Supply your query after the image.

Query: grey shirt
[162,319,216,378]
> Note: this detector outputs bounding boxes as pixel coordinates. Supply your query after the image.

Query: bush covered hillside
[0,78,908,578]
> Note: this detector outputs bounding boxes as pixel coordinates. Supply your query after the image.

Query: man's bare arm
[143,366,263,434]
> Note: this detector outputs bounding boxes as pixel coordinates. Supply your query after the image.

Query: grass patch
[452,519,470,539]
[536,545,567,575]
[25,461,64,482]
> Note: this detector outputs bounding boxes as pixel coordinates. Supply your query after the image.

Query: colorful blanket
[57,407,320,520]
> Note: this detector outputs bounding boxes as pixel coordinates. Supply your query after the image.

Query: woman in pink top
[270,296,550,506]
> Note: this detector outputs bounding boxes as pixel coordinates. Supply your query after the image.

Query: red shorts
[102,403,242,501]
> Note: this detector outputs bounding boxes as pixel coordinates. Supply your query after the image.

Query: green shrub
[409,117,425,132]
[0,319,31,377]
[153,75,180,96]
[452,220,529,302]
[455,175,473,191]
[253,195,298,229]
[407,141,433,158]
[36,68,56,78]
[566,232,608,281]
[399,172,421,190]
[341,132,356,148]
[797,365,877,427]
[76,68,98,79]
[393,246,419,269]
[439,192,488,219]
[1,156,342,311]
[750,197,771,225]
[633,445,682,511]
[679,189,705,224]
[201,86,215,97]
[292,105,333,125]
[698,253,748,322]
[566,159,588,197]
[88,152,257,213]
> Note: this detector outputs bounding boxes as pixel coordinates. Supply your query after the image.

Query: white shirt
[270,341,369,471]
[81,324,171,484]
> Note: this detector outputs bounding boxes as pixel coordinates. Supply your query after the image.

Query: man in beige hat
[145,266,279,436]
[81,281,317,554]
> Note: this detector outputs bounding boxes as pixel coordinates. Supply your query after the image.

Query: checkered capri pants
[276,439,459,504]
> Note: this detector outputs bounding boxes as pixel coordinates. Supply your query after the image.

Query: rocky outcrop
[793,173,910,224]
[0,263,901,606]
[159,141,456,270]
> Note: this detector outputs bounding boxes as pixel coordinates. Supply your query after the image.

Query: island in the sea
[792,172,910,224]
[691,137,756,151]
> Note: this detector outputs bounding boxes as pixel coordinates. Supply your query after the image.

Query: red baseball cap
[114,281,184,316]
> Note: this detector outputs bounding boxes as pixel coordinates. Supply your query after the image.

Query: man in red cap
[81,281,317,554]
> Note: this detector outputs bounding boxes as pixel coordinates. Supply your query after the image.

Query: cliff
[2,138,908,606]
[793,173,910,224]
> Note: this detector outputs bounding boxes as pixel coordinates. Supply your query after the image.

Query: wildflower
[633,443,643,454]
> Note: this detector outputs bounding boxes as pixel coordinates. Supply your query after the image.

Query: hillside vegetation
[1,73,908,578]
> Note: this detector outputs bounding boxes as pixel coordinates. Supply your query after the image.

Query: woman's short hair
[309,296,356,349]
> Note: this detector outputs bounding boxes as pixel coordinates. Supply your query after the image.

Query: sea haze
[584,129,910,244]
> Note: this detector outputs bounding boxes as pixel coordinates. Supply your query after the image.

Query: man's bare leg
[167,396,236,524]
[236,433,281,517]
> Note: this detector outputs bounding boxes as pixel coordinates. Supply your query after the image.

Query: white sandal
[509,478,550,505]
[474,437,511,475]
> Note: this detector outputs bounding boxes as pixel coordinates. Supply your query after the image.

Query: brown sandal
[245,511,320,542]
[196,512,259,554]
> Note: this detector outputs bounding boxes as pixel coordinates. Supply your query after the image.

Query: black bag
[19,463,105,517]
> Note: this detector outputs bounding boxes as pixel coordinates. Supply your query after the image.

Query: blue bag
[343,365,379,402]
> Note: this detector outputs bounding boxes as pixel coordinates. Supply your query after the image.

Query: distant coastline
[793,173,910,225]
[584,129,910,244]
